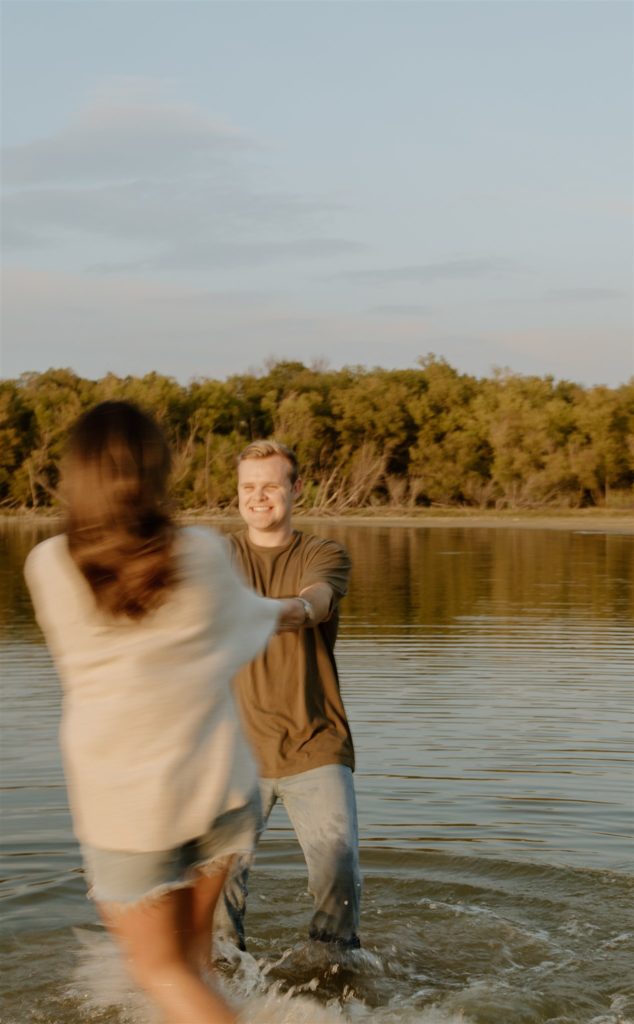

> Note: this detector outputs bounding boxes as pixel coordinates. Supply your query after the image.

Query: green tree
[15,369,94,507]
[408,356,491,505]
[0,382,37,506]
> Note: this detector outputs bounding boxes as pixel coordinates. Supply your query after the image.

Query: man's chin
[244,513,276,529]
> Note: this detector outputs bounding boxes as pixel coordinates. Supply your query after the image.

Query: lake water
[1,519,633,1024]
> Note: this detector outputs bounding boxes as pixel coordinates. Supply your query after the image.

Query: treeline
[1,357,633,512]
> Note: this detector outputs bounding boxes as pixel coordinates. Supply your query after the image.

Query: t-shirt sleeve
[299,539,352,599]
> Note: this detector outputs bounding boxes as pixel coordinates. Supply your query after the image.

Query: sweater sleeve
[190,528,282,672]
[23,536,81,650]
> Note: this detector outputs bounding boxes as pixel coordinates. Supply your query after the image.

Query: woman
[24,401,299,1024]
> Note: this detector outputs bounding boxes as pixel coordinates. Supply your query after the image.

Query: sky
[1,0,632,387]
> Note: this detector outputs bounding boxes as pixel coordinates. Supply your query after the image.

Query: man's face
[237,455,300,536]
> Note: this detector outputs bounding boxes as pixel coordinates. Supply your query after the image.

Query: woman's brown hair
[63,401,175,619]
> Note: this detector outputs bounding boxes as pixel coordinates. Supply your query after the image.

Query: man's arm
[300,581,335,624]
[276,581,335,631]
[277,537,351,632]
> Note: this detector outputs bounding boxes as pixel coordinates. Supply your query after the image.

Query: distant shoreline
[297,511,634,534]
[3,508,632,534]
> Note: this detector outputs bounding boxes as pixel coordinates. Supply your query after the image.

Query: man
[217,439,361,950]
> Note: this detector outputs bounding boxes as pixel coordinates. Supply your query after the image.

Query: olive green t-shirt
[229,529,354,778]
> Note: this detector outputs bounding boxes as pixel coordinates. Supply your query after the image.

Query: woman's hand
[275,583,334,632]
[276,598,311,632]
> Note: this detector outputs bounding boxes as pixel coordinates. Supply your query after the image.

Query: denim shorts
[81,792,262,907]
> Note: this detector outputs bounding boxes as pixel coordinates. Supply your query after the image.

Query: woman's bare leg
[99,883,237,1024]
[184,860,233,972]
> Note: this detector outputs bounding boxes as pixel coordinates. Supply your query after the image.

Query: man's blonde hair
[237,439,299,484]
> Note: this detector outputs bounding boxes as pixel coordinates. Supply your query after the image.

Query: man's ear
[292,476,303,499]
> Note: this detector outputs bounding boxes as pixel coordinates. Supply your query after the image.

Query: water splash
[68,928,474,1024]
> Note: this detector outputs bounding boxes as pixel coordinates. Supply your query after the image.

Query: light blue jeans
[215,764,361,949]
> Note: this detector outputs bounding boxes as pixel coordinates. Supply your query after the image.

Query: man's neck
[246,524,295,548]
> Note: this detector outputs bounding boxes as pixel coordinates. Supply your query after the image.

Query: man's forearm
[299,582,335,624]
[276,582,335,631]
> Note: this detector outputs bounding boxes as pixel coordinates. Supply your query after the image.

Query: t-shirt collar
[245,529,300,554]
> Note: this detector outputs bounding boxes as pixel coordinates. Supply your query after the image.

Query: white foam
[588,993,634,1024]
[69,928,474,1024]
[70,928,157,1023]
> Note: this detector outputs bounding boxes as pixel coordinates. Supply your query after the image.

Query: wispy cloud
[0,265,429,380]
[4,265,631,387]
[338,257,517,285]
[88,238,363,273]
[370,304,433,317]
[544,287,627,302]
[1,79,361,272]
[1,79,251,186]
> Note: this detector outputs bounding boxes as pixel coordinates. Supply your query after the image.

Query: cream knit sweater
[24,526,280,852]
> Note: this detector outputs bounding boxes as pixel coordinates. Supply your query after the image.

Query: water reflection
[2,517,633,631]
[307,521,634,870]
[307,522,634,626]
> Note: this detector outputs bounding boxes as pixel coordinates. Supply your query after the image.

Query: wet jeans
[215,764,361,949]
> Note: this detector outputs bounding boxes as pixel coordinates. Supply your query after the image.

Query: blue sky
[1,0,632,386]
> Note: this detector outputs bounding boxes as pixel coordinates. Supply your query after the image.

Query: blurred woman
[24,401,298,1024]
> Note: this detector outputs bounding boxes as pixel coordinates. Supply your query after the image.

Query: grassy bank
[3,506,632,534]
